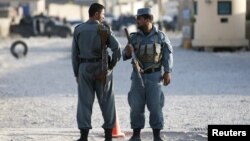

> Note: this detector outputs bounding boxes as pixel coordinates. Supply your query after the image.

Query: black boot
[104,128,112,141]
[77,129,89,141]
[153,129,163,141]
[128,128,141,141]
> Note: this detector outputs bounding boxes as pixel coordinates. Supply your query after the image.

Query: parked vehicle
[10,15,72,38]
[111,15,136,31]
[104,13,116,26]
[162,15,177,31]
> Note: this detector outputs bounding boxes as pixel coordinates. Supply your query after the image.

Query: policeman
[123,8,173,141]
[72,3,121,141]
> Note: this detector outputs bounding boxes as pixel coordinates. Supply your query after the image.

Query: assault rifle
[95,24,111,102]
[124,28,145,87]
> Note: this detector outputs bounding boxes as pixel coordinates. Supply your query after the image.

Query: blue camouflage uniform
[72,20,121,130]
[123,25,173,129]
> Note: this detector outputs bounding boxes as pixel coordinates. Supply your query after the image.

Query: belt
[79,58,101,63]
[143,67,161,74]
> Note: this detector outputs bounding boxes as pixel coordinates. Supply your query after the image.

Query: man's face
[136,16,147,30]
[96,9,105,22]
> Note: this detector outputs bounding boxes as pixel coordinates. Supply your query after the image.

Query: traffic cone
[112,112,125,138]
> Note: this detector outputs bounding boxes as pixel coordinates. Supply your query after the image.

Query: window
[193,1,197,15]
[218,1,232,15]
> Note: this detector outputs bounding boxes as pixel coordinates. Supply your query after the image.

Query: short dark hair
[89,3,105,17]
[137,14,153,21]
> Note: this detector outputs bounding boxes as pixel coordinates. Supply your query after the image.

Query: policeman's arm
[163,72,171,86]
[161,33,173,85]
[122,44,133,60]
[108,33,121,67]
[122,33,136,60]
[71,31,80,78]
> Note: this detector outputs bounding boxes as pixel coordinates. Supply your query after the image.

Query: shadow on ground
[0,129,207,141]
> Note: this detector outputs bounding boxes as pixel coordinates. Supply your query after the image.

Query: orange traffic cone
[112,112,125,138]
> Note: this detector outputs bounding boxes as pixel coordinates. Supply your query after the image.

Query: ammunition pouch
[133,32,163,63]
[138,43,162,63]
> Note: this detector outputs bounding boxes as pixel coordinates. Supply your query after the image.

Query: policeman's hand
[108,51,120,70]
[163,72,171,86]
[125,44,133,57]
[108,59,116,70]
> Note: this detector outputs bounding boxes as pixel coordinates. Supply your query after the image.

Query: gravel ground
[0,34,250,140]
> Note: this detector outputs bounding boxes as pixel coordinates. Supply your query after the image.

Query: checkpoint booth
[191,0,249,50]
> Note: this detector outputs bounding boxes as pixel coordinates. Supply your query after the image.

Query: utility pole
[104,0,108,13]
[131,0,134,15]
[158,0,163,16]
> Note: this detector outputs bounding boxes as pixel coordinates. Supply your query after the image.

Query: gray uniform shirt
[72,20,121,77]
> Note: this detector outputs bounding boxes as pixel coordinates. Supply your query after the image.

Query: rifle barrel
[124,28,131,43]
[124,27,145,88]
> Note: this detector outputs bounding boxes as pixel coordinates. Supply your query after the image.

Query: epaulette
[75,22,84,29]
[157,31,166,39]
[74,23,84,31]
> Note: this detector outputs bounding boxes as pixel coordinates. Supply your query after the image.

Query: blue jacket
[72,20,121,77]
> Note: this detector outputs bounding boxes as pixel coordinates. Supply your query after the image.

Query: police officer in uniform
[72,3,121,141]
[123,8,173,141]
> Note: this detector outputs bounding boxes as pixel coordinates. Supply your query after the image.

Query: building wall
[48,3,88,21]
[247,0,250,14]
[34,0,46,14]
[247,21,250,45]
[113,1,144,17]
[192,0,249,47]
[0,18,11,38]
[2,0,46,16]
[246,0,250,42]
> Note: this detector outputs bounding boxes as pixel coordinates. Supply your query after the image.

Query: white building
[192,0,249,49]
